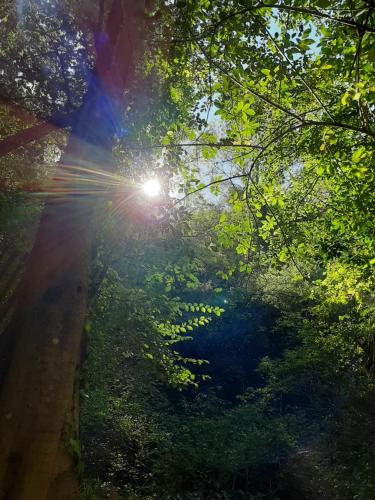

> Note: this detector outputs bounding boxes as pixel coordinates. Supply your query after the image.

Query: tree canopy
[0,0,375,499]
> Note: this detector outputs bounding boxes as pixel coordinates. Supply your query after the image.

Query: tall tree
[0,1,147,498]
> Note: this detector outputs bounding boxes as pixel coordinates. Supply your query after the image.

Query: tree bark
[0,1,146,498]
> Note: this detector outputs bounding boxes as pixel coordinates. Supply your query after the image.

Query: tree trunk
[0,181,91,500]
[0,1,145,498]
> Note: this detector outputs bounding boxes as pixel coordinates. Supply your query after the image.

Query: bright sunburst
[142,179,161,197]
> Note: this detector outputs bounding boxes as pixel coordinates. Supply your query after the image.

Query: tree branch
[0,111,77,158]
[173,3,375,44]
[121,142,262,151]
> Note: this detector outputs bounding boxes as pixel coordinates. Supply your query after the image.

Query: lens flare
[143,179,161,197]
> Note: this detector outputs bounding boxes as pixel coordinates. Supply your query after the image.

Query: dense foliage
[1,0,375,499]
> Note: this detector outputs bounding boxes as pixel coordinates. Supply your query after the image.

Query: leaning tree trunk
[0,2,145,498]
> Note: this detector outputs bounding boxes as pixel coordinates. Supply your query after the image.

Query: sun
[143,179,161,197]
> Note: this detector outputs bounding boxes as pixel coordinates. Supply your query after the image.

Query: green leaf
[352,147,366,163]
[278,249,288,263]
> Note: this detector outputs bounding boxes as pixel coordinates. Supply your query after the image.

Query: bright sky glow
[143,179,161,197]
